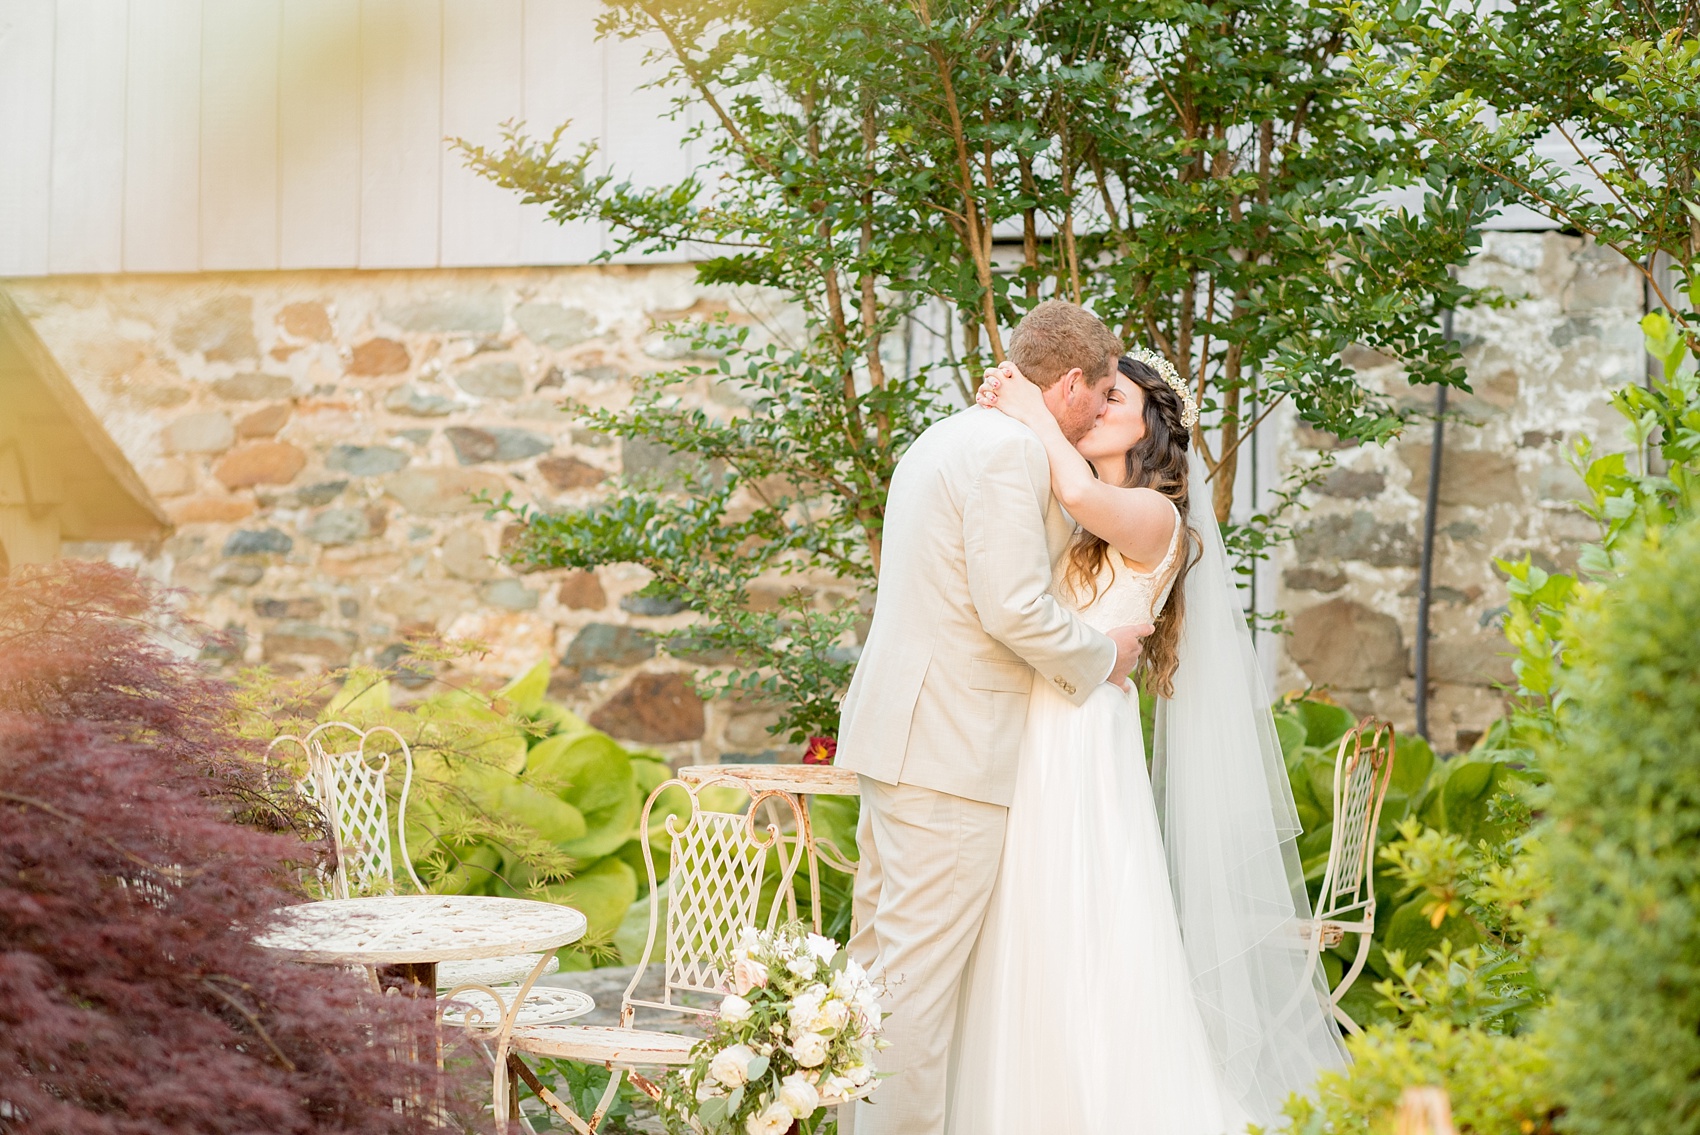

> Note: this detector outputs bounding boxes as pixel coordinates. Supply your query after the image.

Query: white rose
[786,952,817,978]
[709,1043,757,1088]
[776,1072,821,1118]
[745,1100,794,1135]
[718,993,753,1023]
[787,988,826,1036]
[733,956,770,995]
[830,968,860,1001]
[822,1073,857,1101]
[805,932,839,962]
[814,998,850,1033]
[791,1031,830,1068]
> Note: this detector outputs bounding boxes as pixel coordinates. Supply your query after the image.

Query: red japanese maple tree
[0,562,478,1133]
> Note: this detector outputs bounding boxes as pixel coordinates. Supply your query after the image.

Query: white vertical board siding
[123,0,200,272]
[47,0,126,274]
[441,0,522,266]
[600,28,692,265]
[0,0,56,276]
[359,0,442,268]
[518,0,604,264]
[201,0,280,269]
[279,0,360,268]
[0,0,695,274]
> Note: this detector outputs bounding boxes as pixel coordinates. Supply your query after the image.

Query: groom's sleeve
[962,431,1118,705]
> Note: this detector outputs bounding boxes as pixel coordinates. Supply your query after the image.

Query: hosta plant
[658,923,884,1135]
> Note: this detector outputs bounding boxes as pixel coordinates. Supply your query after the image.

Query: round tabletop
[679,762,861,796]
[255,894,588,966]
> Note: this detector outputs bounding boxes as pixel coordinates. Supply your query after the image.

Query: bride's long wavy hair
[1062,355,1199,697]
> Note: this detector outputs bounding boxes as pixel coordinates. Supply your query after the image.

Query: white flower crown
[1133,348,1200,431]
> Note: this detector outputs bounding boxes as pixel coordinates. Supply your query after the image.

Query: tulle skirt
[946,679,1252,1135]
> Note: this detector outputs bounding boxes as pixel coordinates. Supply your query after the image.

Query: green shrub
[1538,518,1700,1134]
[1281,1013,1555,1135]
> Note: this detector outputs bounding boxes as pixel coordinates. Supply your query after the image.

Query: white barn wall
[0,0,690,276]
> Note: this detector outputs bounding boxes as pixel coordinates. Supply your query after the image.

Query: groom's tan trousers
[847,776,1008,1135]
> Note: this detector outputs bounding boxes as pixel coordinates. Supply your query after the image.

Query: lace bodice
[1057,501,1185,633]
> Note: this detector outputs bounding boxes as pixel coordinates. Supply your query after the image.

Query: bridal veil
[1151,450,1350,1122]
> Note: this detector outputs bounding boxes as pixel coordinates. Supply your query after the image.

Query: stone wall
[7,229,1644,762]
[5,266,800,766]
[1272,232,1644,751]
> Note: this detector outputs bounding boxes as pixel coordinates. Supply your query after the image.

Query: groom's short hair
[1008,301,1122,389]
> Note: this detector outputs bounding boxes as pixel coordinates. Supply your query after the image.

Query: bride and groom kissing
[833,301,1347,1135]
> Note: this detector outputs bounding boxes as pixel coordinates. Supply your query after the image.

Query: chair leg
[508,1053,599,1135]
[1332,1001,1363,1036]
[1327,930,1373,1037]
[588,1066,627,1131]
[1332,931,1374,1007]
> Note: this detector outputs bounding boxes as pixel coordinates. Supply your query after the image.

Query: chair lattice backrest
[1315,718,1396,926]
[623,777,803,1025]
[269,722,422,900]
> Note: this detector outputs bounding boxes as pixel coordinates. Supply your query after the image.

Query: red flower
[802,736,837,765]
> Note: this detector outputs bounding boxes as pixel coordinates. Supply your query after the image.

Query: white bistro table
[258,893,591,1125]
[678,763,861,931]
[259,894,588,1021]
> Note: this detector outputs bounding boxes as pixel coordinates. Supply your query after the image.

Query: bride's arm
[977,364,1176,568]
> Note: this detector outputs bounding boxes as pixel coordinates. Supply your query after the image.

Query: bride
[947,353,1347,1133]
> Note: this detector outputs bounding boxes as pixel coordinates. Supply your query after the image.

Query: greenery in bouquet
[659,924,884,1135]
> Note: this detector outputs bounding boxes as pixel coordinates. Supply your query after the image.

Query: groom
[837,300,1152,1135]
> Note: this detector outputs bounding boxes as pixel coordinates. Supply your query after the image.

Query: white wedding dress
[946,504,1253,1135]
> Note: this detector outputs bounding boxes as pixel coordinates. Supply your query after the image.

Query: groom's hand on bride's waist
[1106,624,1155,691]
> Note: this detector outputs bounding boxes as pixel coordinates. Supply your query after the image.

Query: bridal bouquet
[658,923,885,1135]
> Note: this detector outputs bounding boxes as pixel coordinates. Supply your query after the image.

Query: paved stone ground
[536,963,710,1031]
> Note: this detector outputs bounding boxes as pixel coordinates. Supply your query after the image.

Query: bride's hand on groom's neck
[976,362,1048,429]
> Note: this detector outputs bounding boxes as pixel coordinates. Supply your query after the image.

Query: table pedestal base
[378,961,439,995]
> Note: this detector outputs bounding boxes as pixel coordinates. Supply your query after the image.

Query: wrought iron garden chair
[1308,717,1397,1035]
[499,775,811,1134]
[268,721,581,1023]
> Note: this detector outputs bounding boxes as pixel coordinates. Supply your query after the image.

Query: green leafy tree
[1348,0,1700,349]
[469,0,1485,742]
[1347,0,1700,748]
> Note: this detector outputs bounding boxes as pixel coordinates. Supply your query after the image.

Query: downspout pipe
[1413,309,1453,742]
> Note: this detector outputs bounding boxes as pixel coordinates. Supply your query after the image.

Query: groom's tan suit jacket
[837,406,1116,807]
